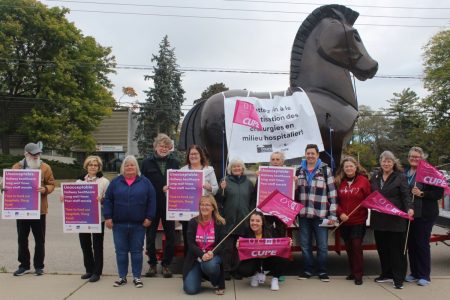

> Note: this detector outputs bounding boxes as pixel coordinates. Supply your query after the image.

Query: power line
[223,0,450,10]
[0,58,425,79]
[2,3,446,27]
[41,0,450,20]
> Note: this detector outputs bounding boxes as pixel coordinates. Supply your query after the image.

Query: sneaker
[34,268,44,276]
[393,283,404,289]
[271,277,279,291]
[278,275,285,282]
[162,266,172,278]
[113,277,127,287]
[346,274,355,280]
[250,275,259,287]
[232,273,243,280]
[81,273,92,280]
[354,278,363,285]
[13,267,30,276]
[319,274,330,282]
[374,276,393,283]
[145,265,157,277]
[405,274,418,282]
[89,274,100,282]
[133,278,143,288]
[417,279,430,286]
[298,272,312,280]
[257,272,266,284]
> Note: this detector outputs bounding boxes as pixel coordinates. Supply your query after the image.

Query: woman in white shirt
[180,145,219,255]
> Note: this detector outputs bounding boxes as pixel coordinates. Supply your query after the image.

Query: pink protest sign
[232,99,263,130]
[167,170,204,221]
[361,191,412,220]
[238,237,291,261]
[257,166,295,208]
[2,169,41,219]
[62,183,101,233]
[258,190,304,226]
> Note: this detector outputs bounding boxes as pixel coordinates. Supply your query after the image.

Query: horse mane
[290,5,359,87]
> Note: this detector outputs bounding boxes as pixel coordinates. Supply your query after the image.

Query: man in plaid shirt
[295,144,337,282]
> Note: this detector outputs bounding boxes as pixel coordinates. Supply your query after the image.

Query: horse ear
[330,7,358,25]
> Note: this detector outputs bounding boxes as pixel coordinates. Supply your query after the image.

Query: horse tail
[178,99,206,151]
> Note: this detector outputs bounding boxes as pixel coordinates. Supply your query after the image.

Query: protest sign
[2,169,41,219]
[257,166,295,207]
[167,169,204,221]
[62,183,101,233]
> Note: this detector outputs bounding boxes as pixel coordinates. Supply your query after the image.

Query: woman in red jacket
[335,156,371,285]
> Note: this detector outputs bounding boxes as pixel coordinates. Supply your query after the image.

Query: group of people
[8,139,445,295]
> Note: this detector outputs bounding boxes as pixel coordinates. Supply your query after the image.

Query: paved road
[1,189,449,277]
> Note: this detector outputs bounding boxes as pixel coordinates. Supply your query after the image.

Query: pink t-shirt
[196,220,215,251]
[125,177,136,186]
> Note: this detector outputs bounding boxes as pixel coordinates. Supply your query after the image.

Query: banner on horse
[224,91,323,163]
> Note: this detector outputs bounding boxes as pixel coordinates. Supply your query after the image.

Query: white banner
[224,91,323,163]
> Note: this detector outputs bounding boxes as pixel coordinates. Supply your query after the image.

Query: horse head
[290,5,378,109]
[179,5,378,175]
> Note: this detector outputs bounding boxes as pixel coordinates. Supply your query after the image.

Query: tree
[421,30,450,164]
[0,0,116,154]
[385,88,427,160]
[353,105,391,158]
[194,82,229,104]
[135,35,185,156]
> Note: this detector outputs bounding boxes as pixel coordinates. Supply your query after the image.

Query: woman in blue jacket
[104,155,156,288]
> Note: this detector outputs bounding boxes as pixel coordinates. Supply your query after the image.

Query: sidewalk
[2,273,450,300]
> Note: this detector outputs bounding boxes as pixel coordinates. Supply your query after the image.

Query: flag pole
[330,203,362,235]
[403,183,416,255]
[221,122,234,196]
[212,207,257,253]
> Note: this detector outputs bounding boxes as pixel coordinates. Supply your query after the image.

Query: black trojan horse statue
[179,5,378,178]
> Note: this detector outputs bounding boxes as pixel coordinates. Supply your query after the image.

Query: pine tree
[135,36,185,156]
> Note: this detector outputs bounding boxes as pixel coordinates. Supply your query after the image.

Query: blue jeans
[112,223,145,278]
[299,218,328,275]
[183,256,222,295]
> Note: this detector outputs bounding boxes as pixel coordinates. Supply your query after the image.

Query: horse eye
[354,33,361,42]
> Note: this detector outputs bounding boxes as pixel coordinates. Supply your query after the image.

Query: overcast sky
[41,0,450,113]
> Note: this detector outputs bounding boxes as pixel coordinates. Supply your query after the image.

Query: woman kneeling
[182,195,226,295]
[237,211,288,291]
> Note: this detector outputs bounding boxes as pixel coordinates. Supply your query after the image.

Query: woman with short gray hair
[104,155,156,288]
[217,158,255,280]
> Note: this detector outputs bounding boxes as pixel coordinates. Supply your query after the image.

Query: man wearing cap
[11,143,55,276]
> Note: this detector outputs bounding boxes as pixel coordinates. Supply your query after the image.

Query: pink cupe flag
[416,160,449,193]
[232,100,263,131]
[361,191,413,220]
[257,190,304,226]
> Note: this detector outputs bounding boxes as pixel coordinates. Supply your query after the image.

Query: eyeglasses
[200,204,212,207]
[88,164,99,167]
[409,156,421,159]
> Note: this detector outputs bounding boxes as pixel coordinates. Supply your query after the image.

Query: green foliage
[344,142,377,170]
[0,154,84,179]
[353,105,391,160]
[135,35,185,156]
[385,88,427,160]
[0,0,116,154]
[194,82,229,104]
[421,30,450,164]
